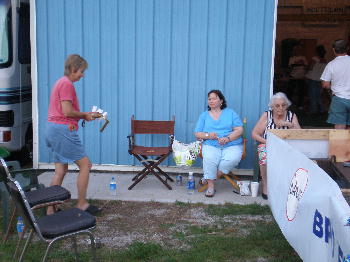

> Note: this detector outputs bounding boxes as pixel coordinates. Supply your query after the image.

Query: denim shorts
[45,122,87,163]
[327,96,350,125]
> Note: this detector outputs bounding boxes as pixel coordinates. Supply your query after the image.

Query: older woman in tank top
[251,92,301,200]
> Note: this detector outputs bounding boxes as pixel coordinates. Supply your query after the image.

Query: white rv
[0,0,32,160]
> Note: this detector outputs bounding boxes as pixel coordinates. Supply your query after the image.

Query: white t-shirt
[306,56,327,81]
[289,55,308,79]
[321,55,350,99]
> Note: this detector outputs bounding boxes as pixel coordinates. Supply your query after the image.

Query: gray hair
[268,92,291,108]
[332,39,348,54]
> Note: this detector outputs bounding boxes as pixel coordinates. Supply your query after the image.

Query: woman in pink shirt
[46,54,100,215]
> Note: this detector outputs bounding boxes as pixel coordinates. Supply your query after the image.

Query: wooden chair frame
[127,115,175,190]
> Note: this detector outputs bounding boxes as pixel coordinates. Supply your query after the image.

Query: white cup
[250,182,259,197]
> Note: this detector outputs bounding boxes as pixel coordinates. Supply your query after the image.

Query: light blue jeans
[202,144,243,180]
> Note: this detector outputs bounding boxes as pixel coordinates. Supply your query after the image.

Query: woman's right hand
[208,132,218,140]
[83,113,95,121]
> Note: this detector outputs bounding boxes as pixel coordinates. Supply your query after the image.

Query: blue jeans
[308,79,323,113]
[202,144,243,180]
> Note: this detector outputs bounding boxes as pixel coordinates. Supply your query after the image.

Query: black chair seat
[38,208,96,239]
[26,185,71,207]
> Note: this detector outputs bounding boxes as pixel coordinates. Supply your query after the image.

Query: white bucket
[237,180,251,196]
[250,182,259,197]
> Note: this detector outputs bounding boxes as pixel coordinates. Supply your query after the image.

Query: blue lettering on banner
[344,254,350,262]
[313,209,323,238]
[325,217,333,243]
[338,246,343,262]
[313,209,337,258]
[345,218,350,226]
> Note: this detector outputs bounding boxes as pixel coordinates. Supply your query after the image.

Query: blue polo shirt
[194,108,243,148]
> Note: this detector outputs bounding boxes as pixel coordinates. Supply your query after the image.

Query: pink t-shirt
[47,76,80,128]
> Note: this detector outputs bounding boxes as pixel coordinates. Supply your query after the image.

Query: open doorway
[273,0,350,128]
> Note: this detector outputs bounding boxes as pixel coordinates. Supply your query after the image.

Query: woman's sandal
[84,205,102,216]
[205,188,215,197]
[199,178,208,186]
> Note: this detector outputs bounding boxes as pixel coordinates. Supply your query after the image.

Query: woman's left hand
[275,120,293,128]
[218,137,230,145]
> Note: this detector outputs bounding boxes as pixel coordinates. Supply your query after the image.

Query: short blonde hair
[64,54,88,76]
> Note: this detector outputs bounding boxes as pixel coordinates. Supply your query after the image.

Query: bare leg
[260,165,267,195]
[207,179,215,191]
[335,124,346,129]
[47,163,68,215]
[51,163,68,186]
[217,170,224,178]
[207,169,227,191]
[74,157,92,210]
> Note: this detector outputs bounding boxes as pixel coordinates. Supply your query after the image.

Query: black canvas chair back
[0,157,71,209]
[7,178,97,262]
[127,115,175,190]
[7,179,38,234]
[0,157,71,247]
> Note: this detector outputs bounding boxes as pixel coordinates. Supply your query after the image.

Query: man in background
[287,45,308,110]
[321,39,350,129]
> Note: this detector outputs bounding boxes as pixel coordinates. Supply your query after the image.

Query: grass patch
[187,225,218,235]
[0,201,300,262]
[159,223,175,230]
[174,201,191,207]
[205,203,271,216]
[172,231,186,240]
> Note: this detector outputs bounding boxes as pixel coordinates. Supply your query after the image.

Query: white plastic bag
[172,139,201,167]
[237,180,251,196]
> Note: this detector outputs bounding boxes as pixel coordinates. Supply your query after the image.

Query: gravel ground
[86,200,272,249]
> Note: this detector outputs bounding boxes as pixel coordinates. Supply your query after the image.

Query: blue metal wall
[35,0,276,168]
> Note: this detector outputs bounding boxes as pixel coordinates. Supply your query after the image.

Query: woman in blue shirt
[195,90,244,197]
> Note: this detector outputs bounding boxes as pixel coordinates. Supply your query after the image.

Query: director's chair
[127,115,175,190]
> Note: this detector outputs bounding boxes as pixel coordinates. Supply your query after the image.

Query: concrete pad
[38,172,268,205]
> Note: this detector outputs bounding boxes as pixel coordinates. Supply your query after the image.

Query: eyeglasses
[274,104,287,108]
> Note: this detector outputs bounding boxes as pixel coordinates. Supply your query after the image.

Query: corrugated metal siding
[36,0,276,168]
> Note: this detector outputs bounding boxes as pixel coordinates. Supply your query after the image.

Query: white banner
[267,132,350,262]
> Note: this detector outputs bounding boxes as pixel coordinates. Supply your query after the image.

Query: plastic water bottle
[109,176,117,196]
[16,216,24,237]
[187,172,195,195]
[176,175,183,186]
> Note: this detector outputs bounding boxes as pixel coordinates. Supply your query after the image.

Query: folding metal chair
[6,178,97,262]
[0,158,71,246]
[127,115,175,190]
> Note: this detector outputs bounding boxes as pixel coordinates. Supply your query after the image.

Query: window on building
[0,0,12,68]
[18,3,30,64]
